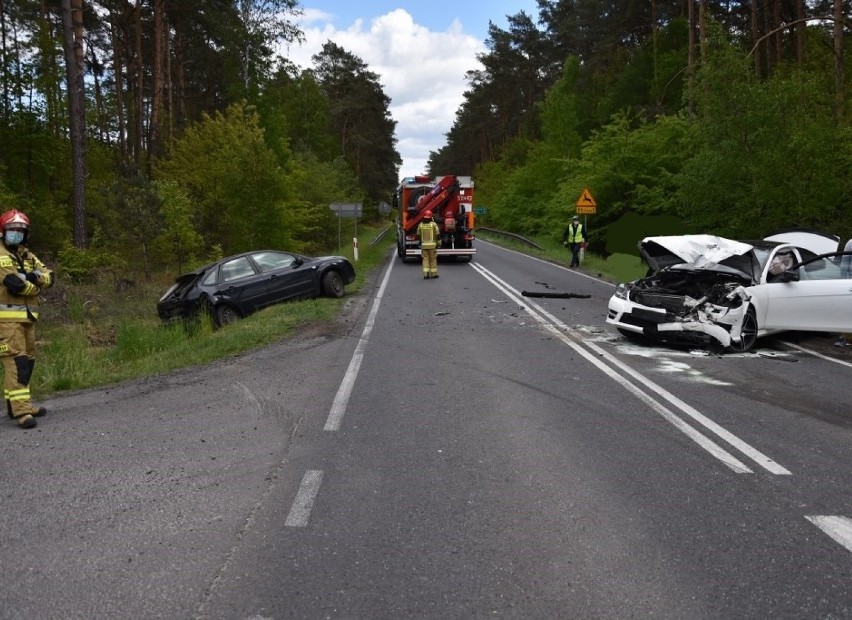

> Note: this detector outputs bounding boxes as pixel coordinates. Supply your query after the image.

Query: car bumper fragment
[607,292,752,349]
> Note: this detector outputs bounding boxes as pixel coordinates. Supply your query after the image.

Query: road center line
[471,262,790,475]
[285,470,324,527]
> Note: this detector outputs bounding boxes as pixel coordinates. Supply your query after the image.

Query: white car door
[759,251,852,332]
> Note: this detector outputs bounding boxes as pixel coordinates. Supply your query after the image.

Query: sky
[283,1,540,180]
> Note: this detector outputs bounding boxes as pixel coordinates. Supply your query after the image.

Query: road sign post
[329,202,362,255]
[574,188,597,262]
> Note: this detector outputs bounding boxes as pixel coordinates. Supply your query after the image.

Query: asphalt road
[3,239,852,619]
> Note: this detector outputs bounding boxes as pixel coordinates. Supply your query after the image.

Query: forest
[0,0,399,280]
[0,0,850,282]
[431,0,852,257]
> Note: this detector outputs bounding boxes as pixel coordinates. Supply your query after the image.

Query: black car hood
[639,235,760,282]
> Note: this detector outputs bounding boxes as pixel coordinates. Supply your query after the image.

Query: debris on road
[521,290,591,299]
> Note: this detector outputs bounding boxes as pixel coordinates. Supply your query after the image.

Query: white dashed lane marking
[285,470,324,528]
[807,515,852,553]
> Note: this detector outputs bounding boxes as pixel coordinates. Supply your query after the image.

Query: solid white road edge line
[783,342,852,369]
[519,290,791,476]
[285,470,324,527]
[473,261,792,475]
[806,516,852,552]
[324,252,395,432]
[472,262,792,475]
[470,262,752,474]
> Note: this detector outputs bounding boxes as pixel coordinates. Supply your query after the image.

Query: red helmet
[0,209,30,230]
[424,210,432,218]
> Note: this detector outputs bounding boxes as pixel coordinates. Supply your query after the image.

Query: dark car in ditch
[157,250,356,328]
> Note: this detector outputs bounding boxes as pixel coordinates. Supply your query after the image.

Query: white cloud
[281,8,485,179]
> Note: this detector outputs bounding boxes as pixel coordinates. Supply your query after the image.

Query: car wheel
[729,307,758,353]
[322,270,345,298]
[617,328,649,343]
[214,304,240,328]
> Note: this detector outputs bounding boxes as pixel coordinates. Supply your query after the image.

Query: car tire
[728,307,758,353]
[617,328,649,343]
[213,304,240,328]
[322,270,345,298]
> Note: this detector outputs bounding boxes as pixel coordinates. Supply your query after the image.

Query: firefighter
[0,209,54,429]
[417,210,441,279]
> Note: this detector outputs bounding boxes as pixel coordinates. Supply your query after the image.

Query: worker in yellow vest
[562,215,587,268]
[417,210,440,279]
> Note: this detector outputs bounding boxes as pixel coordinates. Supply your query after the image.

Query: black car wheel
[322,270,344,298]
[617,328,650,344]
[728,307,758,353]
[214,304,241,328]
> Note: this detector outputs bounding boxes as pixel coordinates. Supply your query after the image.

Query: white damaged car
[606,231,852,352]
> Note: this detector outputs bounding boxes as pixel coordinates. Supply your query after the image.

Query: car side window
[801,254,844,280]
[841,252,852,278]
[252,251,295,272]
[201,270,218,286]
[220,257,255,282]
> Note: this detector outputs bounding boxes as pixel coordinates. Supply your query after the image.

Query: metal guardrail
[371,227,391,245]
[477,227,543,250]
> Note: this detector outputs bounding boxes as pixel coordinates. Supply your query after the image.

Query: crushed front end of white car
[606,235,761,351]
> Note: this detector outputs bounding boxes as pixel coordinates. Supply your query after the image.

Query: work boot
[33,407,47,417]
[16,414,36,429]
[423,274,429,279]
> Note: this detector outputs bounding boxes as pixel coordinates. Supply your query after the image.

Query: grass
[34,223,396,396]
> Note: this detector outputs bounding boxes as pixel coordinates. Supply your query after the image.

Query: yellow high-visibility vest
[418,221,440,250]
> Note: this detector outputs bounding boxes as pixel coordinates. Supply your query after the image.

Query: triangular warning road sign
[576,188,597,207]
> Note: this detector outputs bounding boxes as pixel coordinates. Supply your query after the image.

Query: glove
[4,273,26,295]
[562,241,567,247]
[25,271,39,284]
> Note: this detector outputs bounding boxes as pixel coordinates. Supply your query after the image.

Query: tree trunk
[0,0,8,119]
[60,0,87,248]
[774,0,782,65]
[762,0,774,75]
[835,0,844,120]
[796,0,805,64]
[688,0,696,117]
[174,28,187,134]
[110,6,127,162]
[148,0,165,165]
[133,0,143,166]
[750,0,761,77]
[87,44,106,143]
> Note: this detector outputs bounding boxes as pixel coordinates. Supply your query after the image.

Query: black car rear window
[173,273,202,295]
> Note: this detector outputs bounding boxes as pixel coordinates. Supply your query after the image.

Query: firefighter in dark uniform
[0,209,54,429]
[417,210,440,279]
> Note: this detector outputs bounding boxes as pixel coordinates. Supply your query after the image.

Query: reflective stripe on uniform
[6,387,30,402]
[0,309,35,320]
